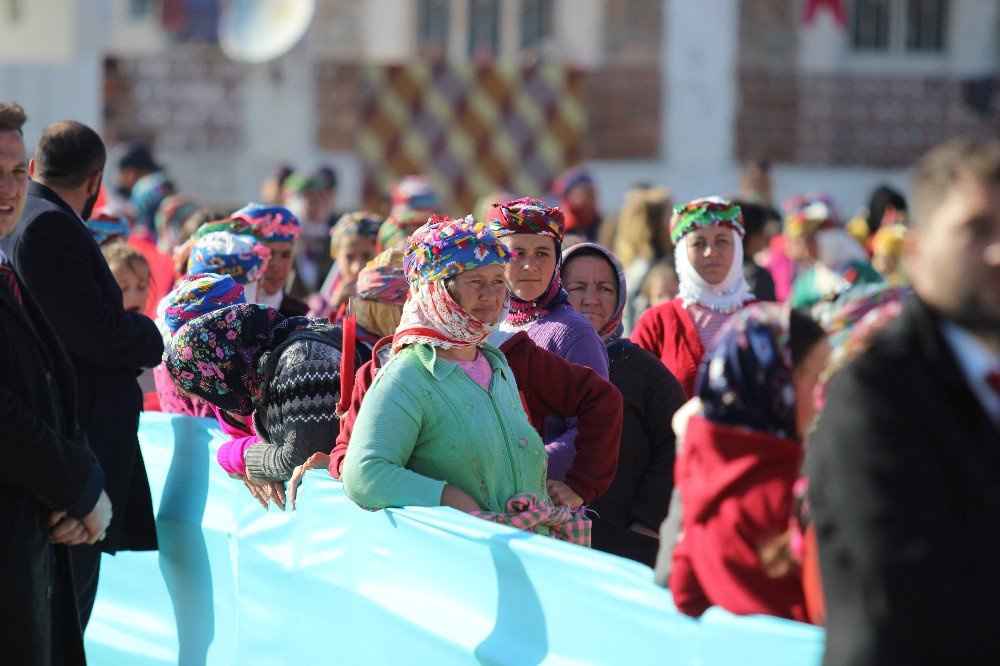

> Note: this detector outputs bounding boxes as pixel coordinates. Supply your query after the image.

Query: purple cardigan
[503,303,610,481]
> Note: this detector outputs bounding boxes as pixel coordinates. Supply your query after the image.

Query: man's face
[0,130,29,238]
[907,175,1000,335]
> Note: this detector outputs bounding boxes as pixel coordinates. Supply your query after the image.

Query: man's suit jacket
[0,271,94,666]
[1,181,164,552]
[807,296,1000,665]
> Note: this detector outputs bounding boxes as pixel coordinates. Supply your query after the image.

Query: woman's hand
[230,471,286,511]
[288,452,331,511]
[440,485,483,513]
[546,480,584,510]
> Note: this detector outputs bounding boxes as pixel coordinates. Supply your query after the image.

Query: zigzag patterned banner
[357,61,586,215]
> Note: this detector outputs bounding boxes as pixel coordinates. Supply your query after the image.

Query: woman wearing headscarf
[562,242,687,566]
[631,197,756,397]
[341,216,555,520]
[152,273,246,416]
[376,210,432,253]
[311,211,382,321]
[664,304,829,622]
[166,303,349,508]
[229,203,309,316]
[488,197,609,482]
[783,194,882,309]
[318,245,622,511]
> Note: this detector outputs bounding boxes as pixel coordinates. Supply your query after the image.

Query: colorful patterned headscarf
[154,194,199,235]
[231,203,301,243]
[390,175,439,212]
[187,231,271,284]
[402,215,509,282]
[669,197,746,245]
[87,211,130,245]
[130,172,173,229]
[164,303,309,415]
[330,211,383,254]
[696,303,801,438]
[561,242,627,346]
[783,193,840,238]
[163,273,246,336]
[487,197,565,243]
[356,265,408,304]
[377,210,431,252]
[393,216,510,351]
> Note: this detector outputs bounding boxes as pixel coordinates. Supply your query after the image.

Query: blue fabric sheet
[84,412,825,665]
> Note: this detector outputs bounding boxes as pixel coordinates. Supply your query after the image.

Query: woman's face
[448,264,508,324]
[336,235,377,284]
[793,338,830,439]
[113,261,150,313]
[500,234,558,302]
[563,254,617,333]
[686,227,735,285]
[262,241,295,296]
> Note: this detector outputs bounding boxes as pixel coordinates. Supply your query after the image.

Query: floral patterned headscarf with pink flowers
[164,303,309,415]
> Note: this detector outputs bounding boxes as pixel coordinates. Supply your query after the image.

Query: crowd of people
[1,98,998,666]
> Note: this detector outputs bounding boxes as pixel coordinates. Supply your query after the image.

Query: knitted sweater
[242,339,342,481]
[500,303,609,479]
[341,343,548,513]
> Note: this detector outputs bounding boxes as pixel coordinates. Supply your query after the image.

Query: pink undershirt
[455,351,492,391]
[686,303,738,353]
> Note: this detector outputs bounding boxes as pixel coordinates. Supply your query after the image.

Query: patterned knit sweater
[243,339,342,481]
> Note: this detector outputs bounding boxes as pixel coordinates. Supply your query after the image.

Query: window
[850,0,947,53]
[521,0,554,50]
[418,0,450,52]
[468,0,500,57]
[129,0,157,19]
[905,0,947,51]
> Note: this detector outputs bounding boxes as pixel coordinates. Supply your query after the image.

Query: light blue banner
[84,412,825,665]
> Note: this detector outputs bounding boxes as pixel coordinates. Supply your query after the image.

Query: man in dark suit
[0,103,113,664]
[1,118,163,629]
[807,138,1000,664]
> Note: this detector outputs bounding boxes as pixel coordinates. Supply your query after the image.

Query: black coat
[590,339,686,567]
[0,272,94,666]
[1,182,164,553]
[807,296,1000,665]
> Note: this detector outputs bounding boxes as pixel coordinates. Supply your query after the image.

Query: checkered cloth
[472,493,592,547]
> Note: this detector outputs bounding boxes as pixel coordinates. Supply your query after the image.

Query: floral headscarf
[393,216,509,352]
[561,242,627,346]
[695,303,798,438]
[163,273,246,336]
[672,197,755,313]
[86,211,130,245]
[187,231,271,285]
[487,198,570,326]
[376,210,432,252]
[164,303,309,415]
[356,265,408,304]
[330,211,383,254]
[782,193,840,239]
[231,203,301,243]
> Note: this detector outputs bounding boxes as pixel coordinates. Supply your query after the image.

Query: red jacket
[630,298,705,398]
[329,332,623,503]
[670,415,807,622]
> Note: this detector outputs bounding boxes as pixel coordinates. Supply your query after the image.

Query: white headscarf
[675,229,755,312]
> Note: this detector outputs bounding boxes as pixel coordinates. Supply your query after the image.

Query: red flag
[803,0,846,26]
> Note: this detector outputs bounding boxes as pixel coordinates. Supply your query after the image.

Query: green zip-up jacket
[342,343,548,513]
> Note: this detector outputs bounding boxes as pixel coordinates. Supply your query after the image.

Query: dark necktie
[0,261,23,307]
[987,371,1000,399]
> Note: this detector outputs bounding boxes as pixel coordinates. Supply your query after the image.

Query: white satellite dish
[219,0,316,64]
